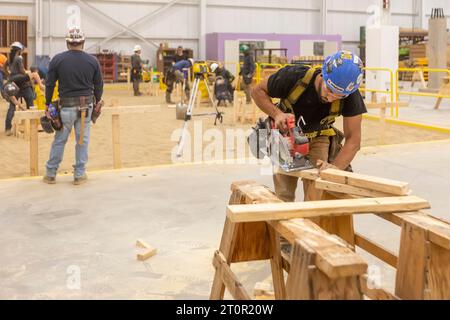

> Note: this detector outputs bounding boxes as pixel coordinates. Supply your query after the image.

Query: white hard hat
[188,58,194,66]
[10,41,24,50]
[134,45,142,52]
[66,27,85,44]
[210,63,219,72]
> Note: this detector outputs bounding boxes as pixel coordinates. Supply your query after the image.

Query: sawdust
[0,83,449,179]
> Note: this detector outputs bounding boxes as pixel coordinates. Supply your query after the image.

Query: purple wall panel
[205,32,342,61]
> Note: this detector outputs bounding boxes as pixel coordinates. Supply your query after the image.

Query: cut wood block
[227,196,430,223]
[319,168,411,195]
[274,167,319,180]
[136,239,152,249]
[137,247,157,261]
[269,219,367,279]
[315,178,393,198]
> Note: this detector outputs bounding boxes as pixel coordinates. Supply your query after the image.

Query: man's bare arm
[251,79,291,132]
[331,114,362,170]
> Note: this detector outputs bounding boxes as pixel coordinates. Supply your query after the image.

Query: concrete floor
[1,139,450,299]
[367,83,450,128]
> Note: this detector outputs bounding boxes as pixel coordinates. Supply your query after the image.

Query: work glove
[91,100,104,124]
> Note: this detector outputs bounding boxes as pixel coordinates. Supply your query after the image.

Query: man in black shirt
[252,50,366,202]
[131,45,143,96]
[240,48,255,104]
[174,46,186,63]
[43,26,103,185]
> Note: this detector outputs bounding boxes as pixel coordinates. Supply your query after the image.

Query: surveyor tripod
[176,72,224,158]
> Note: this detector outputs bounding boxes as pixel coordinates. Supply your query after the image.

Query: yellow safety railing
[360,67,395,116]
[396,67,450,116]
[255,63,283,83]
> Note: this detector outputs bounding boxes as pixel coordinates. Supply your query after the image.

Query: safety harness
[278,66,343,139]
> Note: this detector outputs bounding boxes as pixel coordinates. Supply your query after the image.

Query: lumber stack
[210,169,450,300]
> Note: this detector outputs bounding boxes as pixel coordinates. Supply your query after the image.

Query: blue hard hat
[322,51,364,95]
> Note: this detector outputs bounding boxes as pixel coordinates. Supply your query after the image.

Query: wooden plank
[111,114,121,169]
[269,219,367,279]
[210,218,238,300]
[395,220,428,299]
[212,251,251,300]
[101,105,161,115]
[273,167,319,180]
[286,239,364,300]
[231,222,271,262]
[319,168,411,196]
[315,178,393,198]
[285,239,316,299]
[29,119,38,176]
[13,105,161,121]
[317,191,355,247]
[228,184,272,263]
[14,110,45,120]
[136,247,157,261]
[268,225,286,299]
[227,196,430,223]
[354,233,398,268]
[311,272,363,300]
[136,239,152,249]
[399,213,450,250]
[359,275,400,300]
[425,242,450,299]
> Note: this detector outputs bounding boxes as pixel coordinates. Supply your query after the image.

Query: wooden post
[29,118,39,176]
[268,225,286,299]
[395,215,450,300]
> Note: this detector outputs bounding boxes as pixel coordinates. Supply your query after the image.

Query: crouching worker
[42,26,104,185]
[210,62,235,106]
[213,76,233,106]
[251,50,367,202]
[165,58,194,104]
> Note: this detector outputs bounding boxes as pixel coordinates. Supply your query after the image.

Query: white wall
[1,0,449,66]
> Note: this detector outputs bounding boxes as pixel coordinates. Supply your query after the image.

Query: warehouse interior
[1,0,450,301]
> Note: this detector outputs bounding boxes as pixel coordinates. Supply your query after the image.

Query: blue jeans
[46,105,92,178]
[5,86,35,131]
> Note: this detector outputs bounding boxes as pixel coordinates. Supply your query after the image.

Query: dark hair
[9,47,20,65]
[30,65,38,72]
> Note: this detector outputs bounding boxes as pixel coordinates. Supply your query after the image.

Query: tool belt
[60,96,94,107]
[303,127,336,139]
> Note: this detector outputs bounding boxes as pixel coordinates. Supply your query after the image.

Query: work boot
[42,176,56,184]
[74,174,88,185]
[165,92,174,104]
[5,129,12,136]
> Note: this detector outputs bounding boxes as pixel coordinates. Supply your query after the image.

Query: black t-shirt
[174,53,186,63]
[267,65,367,133]
[46,50,103,104]
[8,74,30,87]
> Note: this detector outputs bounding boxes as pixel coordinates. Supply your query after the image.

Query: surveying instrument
[175,65,224,158]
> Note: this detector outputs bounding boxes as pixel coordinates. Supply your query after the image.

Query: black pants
[132,79,140,95]
[5,86,34,131]
[131,68,141,95]
[166,70,190,98]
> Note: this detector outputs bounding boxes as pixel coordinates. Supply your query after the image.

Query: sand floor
[0,84,449,179]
